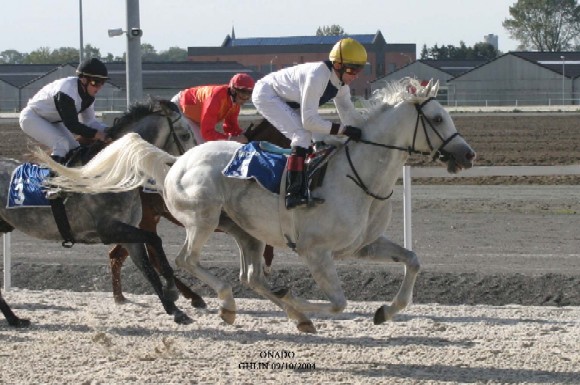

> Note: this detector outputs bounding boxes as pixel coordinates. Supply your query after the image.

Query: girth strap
[49,198,75,248]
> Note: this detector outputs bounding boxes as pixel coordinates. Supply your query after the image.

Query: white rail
[3,165,580,291]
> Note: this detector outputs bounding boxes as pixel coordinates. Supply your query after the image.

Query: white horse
[35,78,476,333]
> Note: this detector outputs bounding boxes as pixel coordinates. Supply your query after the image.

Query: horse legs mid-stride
[107,118,285,307]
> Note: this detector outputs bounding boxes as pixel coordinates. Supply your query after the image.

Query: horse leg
[98,220,192,325]
[217,217,315,333]
[174,208,237,324]
[356,236,421,324]
[108,245,129,303]
[0,289,30,328]
[262,244,274,276]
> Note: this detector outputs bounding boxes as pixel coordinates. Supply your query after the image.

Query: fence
[3,164,579,291]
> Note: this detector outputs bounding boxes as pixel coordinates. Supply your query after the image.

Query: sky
[1,0,520,58]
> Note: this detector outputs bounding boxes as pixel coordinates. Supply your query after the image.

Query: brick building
[187,29,415,98]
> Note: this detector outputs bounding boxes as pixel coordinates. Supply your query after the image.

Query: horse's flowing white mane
[359,77,440,119]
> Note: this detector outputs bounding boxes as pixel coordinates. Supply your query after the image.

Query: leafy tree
[420,41,499,60]
[503,0,580,51]
[0,50,27,64]
[158,46,188,61]
[82,44,102,61]
[316,25,345,36]
[23,47,53,64]
[50,47,79,63]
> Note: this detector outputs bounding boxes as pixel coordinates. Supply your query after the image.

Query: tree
[0,50,27,64]
[158,46,188,61]
[141,43,158,61]
[316,25,345,36]
[503,0,580,51]
[420,41,499,60]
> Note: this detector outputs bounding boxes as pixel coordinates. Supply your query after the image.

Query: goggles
[343,64,364,76]
[234,88,253,96]
[88,78,106,87]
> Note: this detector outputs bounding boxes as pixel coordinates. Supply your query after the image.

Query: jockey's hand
[341,125,362,142]
[229,134,248,144]
[94,130,108,142]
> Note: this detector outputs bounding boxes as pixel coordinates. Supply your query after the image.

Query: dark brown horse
[107,118,290,308]
[1,288,30,327]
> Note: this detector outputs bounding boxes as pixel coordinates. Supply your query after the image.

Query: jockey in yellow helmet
[252,38,367,209]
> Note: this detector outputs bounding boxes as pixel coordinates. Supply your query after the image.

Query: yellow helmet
[329,38,367,65]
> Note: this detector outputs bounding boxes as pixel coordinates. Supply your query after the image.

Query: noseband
[345,97,461,200]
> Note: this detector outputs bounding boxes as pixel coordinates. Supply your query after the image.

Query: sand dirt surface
[1,290,579,384]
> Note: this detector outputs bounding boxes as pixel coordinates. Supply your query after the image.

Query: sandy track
[1,290,579,384]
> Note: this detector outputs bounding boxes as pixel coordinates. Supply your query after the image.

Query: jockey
[19,58,109,164]
[252,37,367,209]
[171,73,255,144]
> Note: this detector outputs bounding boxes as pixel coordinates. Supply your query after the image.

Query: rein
[155,108,187,156]
[344,97,460,200]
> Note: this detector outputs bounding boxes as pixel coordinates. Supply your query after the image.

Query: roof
[510,51,580,78]
[419,59,488,77]
[105,61,262,89]
[0,64,67,87]
[223,34,379,47]
[0,61,262,90]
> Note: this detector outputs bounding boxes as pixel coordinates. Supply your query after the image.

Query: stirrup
[285,194,309,209]
[46,189,65,200]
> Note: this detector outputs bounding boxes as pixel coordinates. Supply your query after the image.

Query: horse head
[367,78,476,173]
[107,97,195,156]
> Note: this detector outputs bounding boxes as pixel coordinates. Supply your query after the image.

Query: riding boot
[285,147,309,209]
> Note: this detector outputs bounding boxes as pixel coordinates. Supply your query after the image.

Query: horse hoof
[220,308,236,325]
[174,311,193,325]
[263,265,272,277]
[113,295,127,304]
[191,297,207,309]
[373,306,388,325]
[297,321,316,334]
[9,318,31,328]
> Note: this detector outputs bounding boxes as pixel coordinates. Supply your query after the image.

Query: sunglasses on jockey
[342,63,364,76]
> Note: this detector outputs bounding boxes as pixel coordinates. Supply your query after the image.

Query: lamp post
[107,0,143,109]
[560,55,566,105]
[79,0,84,62]
[270,56,278,73]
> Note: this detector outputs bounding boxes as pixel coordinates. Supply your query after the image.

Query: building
[0,61,261,112]
[187,30,416,98]
[370,59,487,101]
[448,52,580,106]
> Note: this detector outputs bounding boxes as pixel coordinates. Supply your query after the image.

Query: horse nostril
[466,151,476,161]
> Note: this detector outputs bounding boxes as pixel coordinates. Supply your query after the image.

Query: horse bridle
[344,97,461,200]
[157,107,187,155]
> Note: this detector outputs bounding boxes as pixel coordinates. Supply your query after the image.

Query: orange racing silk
[178,85,242,141]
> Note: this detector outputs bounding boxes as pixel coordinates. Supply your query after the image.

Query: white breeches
[171,92,205,145]
[252,82,311,148]
[19,106,79,157]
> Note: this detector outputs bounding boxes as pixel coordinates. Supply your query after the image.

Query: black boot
[285,147,309,209]
[50,154,66,165]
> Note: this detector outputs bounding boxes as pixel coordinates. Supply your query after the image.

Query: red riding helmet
[229,73,255,91]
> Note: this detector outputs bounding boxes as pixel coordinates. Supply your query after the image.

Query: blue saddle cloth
[222,141,287,194]
[6,163,51,208]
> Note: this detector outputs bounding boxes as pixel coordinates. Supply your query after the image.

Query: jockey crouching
[252,38,366,209]
[19,58,110,165]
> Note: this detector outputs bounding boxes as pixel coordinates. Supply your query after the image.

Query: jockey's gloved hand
[341,125,362,141]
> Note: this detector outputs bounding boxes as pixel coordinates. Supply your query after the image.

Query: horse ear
[430,80,440,97]
[424,79,433,97]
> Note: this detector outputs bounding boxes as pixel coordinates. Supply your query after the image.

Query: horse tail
[33,133,176,194]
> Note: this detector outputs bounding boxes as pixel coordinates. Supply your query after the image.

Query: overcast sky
[1,0,520,57]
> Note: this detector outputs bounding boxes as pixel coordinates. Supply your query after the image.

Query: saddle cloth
[7,163,51,208]
[222,141,287,194]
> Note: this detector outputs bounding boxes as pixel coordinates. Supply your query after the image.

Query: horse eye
[433,115,443,124]
[180,133,191,141]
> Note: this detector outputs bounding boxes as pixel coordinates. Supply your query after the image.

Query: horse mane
[107,97,177,139]
[360,77,440,123]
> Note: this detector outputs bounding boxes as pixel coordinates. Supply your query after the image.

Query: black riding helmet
[76,58,109,79]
